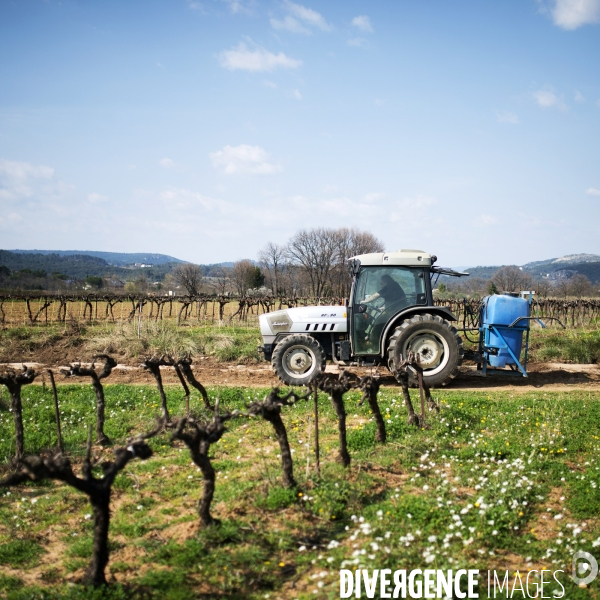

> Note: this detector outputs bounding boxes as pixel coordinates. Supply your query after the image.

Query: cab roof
[349,249,434,267]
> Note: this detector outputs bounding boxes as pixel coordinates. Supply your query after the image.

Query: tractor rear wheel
[272,335,326,386]
[387,313,463,387]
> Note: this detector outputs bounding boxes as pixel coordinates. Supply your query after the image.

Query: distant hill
[9,250,184,266]
[456,265,502,280]
[460,253,600,284]
[0,251,246,292]
[0,250,109,279]
[523,253,600,268]
[0,250,182,283]
[544,261,600,283]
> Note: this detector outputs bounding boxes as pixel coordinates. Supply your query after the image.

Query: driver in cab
[364,274,406,308]
[361,274,406,344]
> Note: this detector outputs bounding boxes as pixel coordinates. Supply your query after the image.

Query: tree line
[174,227,383,298]
[440,265,600,299]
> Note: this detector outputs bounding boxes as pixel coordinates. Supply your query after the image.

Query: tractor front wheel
[387,313,463,387]
[272,335,326,386]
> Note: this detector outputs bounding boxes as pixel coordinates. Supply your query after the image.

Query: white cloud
[533,86,567,110]
[270,16,311,34]
[352,15,373,32]
[186,1,206,12]
[399,195,436,209]
[263,80,278,89]
[347,37,367,47]
[496,110,520,124]
[0,212,22,225]
[159,188,231,212]
[87,193,108,203]
[284,1,331,31]
[222,0,255,14]
[586,187,600,196]
[364,192,386,203]
[0,159,54,181]
[544,0,600,29]
[574,90,586,103]
[159,157,177,169]
[0,159,60,201]
[387,196,438,224]
[209,144,281,175]
[217,42,302,72]
[475,214,499,226]
[291,89,302,100]
[186,0,255,15]
[0,159,84,243]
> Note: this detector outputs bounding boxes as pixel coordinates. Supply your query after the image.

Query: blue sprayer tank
[481,294,530,368]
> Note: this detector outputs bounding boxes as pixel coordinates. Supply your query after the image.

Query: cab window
[352,267,426,355]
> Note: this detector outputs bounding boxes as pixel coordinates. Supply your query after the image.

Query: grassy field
[0,321,262,364]
[0,383,600,598]
[1,320,599,366]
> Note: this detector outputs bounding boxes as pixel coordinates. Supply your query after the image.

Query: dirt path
[1,358,599,392]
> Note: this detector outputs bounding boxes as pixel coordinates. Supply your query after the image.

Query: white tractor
[258,250,467,388]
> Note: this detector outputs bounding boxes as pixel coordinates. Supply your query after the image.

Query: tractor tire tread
[271,334,326,387]
[387,313,463,388]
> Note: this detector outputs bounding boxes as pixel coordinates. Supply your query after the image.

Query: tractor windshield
[352,266,427,354]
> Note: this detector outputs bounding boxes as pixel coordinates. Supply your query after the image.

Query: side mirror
[357,304,368,313]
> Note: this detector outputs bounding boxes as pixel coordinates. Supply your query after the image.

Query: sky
[0,0,599,267]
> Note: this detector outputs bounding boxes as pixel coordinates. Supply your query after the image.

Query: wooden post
[174,364,190,417]
[47,370,63,453]
[313,379,320,477]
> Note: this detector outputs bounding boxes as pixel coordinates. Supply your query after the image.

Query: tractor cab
[349,258,429,355]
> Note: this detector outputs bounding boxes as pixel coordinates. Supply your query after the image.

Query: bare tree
[285,228,341,297]
[231,260,263,296]
[491,266,534,293]
[258,242,286,294]
[569,274,593,298]
[554,278,570,299]
[281,227,384,298]
[331,228,384,296]
[173,263,204,295]
[211,266,232,295]
[535,278,551,298]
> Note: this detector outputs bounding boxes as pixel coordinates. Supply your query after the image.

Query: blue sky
[1,0,599,267]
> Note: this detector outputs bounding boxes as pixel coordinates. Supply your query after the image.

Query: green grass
[0,538,44,568]
[530,328,600,364]
[1,384,600,598]
[3,320,600,368]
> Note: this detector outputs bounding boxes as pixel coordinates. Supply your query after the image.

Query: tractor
[258,249,469,388]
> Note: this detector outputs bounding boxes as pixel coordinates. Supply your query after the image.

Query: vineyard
[1,291,600,598]
[2,293,600,329]
[1,351,600,598]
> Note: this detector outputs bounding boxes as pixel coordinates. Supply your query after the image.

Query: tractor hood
[259,306,347,342]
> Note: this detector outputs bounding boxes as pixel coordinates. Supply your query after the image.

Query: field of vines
[1,354,600,599]
[2,293,600,329]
